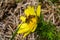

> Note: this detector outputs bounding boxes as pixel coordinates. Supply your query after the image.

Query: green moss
[36,13,59,40]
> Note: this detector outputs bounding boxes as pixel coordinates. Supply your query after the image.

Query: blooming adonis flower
[17,5,41,38]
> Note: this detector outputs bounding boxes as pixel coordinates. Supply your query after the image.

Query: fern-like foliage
[36,13,59,40]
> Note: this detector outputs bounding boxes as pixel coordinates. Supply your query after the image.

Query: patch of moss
[36,13,59,40]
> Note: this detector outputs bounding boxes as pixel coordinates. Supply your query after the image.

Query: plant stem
[10,23,22,40]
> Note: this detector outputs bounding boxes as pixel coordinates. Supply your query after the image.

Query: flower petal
[24,9,30,17]
[36,5,41,17]
[27,6,36,15]
[23,31,30,38]
[28,18,37,32]
[31,24,37,32]
[24,6,36,17]
[20,16,26,22]
[17,23,29,34]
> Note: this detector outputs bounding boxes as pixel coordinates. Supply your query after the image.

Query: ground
[0,0,60,40]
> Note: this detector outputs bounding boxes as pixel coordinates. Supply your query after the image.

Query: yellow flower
[20,16,26,22]
[17,23,29,34]
[27,6,36,16]
[24,9,30,17]
[17,5,41,38]
[24,5,41,17]
[24,6,36,17]
[17,18,37,38]
[28,17,37,32]
[36,5,41,17]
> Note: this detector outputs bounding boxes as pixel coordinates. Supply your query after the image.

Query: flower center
[26,15,35,23]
